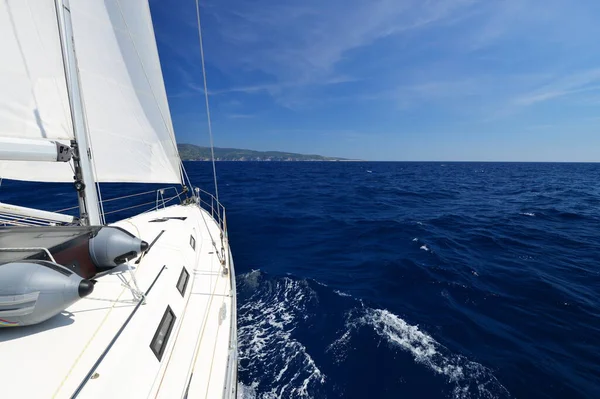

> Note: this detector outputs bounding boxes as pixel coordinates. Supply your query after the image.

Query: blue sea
[2,162,600,399]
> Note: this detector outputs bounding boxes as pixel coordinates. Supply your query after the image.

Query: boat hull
[0,203,237,398]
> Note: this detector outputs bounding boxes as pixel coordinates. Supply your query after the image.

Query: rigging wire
[115,0,191,193]
[114,0,220,204]
[194,0,226,260]
[195,0,219,201]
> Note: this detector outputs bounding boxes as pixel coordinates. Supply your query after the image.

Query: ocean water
[2,162,599,398]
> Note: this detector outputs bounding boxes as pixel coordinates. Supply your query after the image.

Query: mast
[54,0,102,226]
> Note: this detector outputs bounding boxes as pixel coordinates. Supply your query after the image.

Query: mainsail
[0,1,73,141]
[0,0,181,184]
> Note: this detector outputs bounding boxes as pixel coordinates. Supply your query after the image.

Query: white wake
[329,307,511,399]
[237,272,325,399]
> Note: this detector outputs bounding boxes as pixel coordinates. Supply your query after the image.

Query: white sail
[0,1,74,182]
[0,1,72,141]
[70,0,181,184]
[0,0,182,184]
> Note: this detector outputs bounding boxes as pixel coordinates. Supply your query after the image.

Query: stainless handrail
[1,186,228,234]
[194,187,227,235]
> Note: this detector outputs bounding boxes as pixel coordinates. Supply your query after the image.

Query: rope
[87,220,147,303]
[198,206,224,265]
[53,205,80,213]
[101,189,157,203]
[53,188,180,215]
[181,161,195,198]
[102,200,157,216]
[195,0,219,201]
[86,264,144,303]
[141,195,180,215]
[2,187,180,226]
[83,296,138,304]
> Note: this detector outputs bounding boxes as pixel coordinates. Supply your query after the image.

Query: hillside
[177,144,350,161]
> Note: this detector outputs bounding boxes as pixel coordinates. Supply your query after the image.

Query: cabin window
[177,267,190,296]
[189,235,196,250]
[150,306,176,361]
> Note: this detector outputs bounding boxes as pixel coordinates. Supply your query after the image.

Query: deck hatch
[150,306,176,361]
[176,267,190,296]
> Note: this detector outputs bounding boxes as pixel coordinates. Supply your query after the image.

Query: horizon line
[184,160,600,163]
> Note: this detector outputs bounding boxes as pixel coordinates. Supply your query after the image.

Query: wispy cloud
[194,0,600,113]
[514,69,600,106]
[189,75,358,96]
[225,113,255,119]
[156,0,600,109]
[152,0,600,157]
[145,0,600,161]
[207,0,476,83]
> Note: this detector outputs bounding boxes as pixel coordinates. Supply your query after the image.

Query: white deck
[0,204,237,399]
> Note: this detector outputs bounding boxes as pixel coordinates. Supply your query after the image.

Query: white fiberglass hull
[0,203,237,398]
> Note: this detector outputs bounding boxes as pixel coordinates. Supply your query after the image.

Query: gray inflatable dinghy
[0,226,148,327]
[0,260,93,327]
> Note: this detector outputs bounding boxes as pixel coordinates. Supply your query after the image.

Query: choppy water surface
[3,162,599,398]
[217,162,600,399]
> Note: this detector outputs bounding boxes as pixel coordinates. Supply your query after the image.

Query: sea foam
[330,308,512,399]
[238,272,325,398]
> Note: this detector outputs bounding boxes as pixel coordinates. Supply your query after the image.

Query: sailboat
[0,1,237,398]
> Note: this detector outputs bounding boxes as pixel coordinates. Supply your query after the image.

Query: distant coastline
[177,144,360,162]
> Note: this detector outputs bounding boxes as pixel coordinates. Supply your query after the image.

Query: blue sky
[150,0,600,161]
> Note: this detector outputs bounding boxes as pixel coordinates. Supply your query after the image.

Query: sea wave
[329,307,511,399]
[237,271,326,399]
[240,271,511,399]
